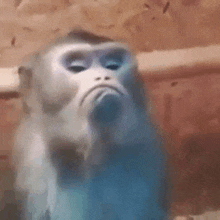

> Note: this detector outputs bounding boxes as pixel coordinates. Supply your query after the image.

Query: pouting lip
[80,84,124,106]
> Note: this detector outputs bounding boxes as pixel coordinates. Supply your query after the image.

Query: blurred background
[1,0,220,219]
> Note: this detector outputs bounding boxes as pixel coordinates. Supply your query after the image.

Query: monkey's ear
[18,66,33,93]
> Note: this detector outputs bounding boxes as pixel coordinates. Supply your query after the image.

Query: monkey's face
[35,42,138,127]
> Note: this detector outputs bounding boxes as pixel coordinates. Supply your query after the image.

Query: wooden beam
[1,45,220,92]
[137,45,220,81]
[0,67,19,93]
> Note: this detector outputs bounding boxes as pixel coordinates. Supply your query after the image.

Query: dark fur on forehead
[38,30,114,55]
[66,29,114,44]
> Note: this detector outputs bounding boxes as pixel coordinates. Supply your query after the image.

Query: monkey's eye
[101,51,124,71]
[67,60,87,73]
[105,60,121,70]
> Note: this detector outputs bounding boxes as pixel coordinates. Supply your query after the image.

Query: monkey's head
[18,30,148,148]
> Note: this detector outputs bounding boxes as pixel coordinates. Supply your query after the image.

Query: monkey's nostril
[95,77,101,81]
[105,77,111,80]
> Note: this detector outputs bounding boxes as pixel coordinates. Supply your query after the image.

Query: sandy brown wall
[1,0,220,66]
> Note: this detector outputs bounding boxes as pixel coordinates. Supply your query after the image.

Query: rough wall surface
[146,74,220,216]
[1,0,220,67]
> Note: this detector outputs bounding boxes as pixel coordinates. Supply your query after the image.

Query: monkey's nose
[90,93,122,125]
[95,76,111,81]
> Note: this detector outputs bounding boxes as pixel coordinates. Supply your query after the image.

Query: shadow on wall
[171,133,220,216]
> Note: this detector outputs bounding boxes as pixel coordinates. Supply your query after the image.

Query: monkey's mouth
[79,84,126,124]
[80,84,124,106]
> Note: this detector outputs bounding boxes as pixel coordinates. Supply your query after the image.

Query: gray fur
[13,30,169,220]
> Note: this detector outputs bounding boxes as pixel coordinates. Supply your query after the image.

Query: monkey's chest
[50,148,86,186]
[53,164,152,220]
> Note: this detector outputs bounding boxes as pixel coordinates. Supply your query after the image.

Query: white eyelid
[70,60,86,67]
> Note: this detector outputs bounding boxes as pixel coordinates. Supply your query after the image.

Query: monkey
[12,30,170,220]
